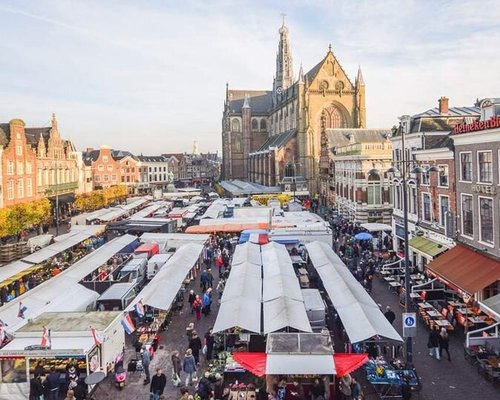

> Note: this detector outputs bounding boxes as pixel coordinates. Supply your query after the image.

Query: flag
[41,326,49,347]
[18,302,27,319]
[134,300,145,318]
[121,313,135,334]
[90,327,104,346]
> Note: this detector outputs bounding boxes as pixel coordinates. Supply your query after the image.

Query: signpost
[403,312,417,338]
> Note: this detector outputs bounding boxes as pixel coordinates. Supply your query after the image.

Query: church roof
[228,90,273,114]
[326,129,391,150]
[256,129,297,152]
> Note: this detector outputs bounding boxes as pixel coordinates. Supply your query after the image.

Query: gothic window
[231,119,241,132]
[234,135,242,152]
[260,119,267,132]
[251,119,258,131]
[323,105,345,129]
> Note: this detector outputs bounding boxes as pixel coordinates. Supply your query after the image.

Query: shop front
[408,235,449,272]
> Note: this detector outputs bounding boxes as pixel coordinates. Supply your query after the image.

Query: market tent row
[21,225,105,265]
[214,242,312,334]
[186,223,270,234]
[0,235,138,333]
[0,225,105,286]
[128,243,203,311]
[96,207,130,223]
[118,197,151,211]
[306,241,403,344]
[128,201,171,219]
[215,243,263,333]
[140,233,209,252]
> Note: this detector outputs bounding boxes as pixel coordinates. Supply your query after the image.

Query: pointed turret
[356,66,365,87]
[243,93,250,109]
[51,113,58,129]
[298,63,304,84]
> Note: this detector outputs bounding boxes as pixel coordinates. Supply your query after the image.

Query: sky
[1,0,499,155]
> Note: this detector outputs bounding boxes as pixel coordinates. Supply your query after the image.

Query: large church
[221,21,367,194]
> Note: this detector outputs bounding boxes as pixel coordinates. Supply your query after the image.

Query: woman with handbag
[171,351,182,387]
[182,349,197,386]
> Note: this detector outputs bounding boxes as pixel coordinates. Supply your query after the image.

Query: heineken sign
[453,116,500,134]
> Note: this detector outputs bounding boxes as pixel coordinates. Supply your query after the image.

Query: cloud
[0,0,499,154]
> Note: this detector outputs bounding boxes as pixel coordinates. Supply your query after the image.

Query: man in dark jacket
[384,306,396,325]
[150,368,167,400]
[30,374,46,400]
[197,371,213,400]
[46,367,60,400]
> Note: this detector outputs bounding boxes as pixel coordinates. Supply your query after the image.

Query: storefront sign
[453,116,500,134]
[471,184,496,195]
[0,348,85,358]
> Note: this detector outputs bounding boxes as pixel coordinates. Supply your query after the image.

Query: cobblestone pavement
[94,270,221,400]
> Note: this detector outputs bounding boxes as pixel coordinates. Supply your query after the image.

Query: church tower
[273,19,294,98]
[355,67,366,128]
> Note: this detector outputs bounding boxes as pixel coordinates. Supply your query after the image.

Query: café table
[468,316,485,324]
[418,302,433,309]
[385,277,395,282]
[427,310,441,318]
[434,319,451,327]
[409,292,421,299]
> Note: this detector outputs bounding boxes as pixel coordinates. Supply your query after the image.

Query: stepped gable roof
[255,129,297,152]
[228,90,273,114]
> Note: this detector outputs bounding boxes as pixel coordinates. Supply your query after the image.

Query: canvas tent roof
[128,243,203,311]
[231,242,262,266]
[263,297,312,334]
[306,241,403,343]
[213,298,262,334]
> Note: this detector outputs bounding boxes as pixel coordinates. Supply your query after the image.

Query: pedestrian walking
[186,322,194,345]
[189,331,203,365]
[310,378,325,400]
[439,327,451,361]
[30,374,46,400]
[171,351,182,387]
[196,371,213,400]
[182,349,197,386]
[384,306,396,325]
[207,269,214,289]
[427,325,440,360]
[200,270,209,292]
[142,346,151,384]
[202,290,212,316]
[46,367,60,400]
[180,387,190,400]
[339,373,352,400]
[150,368,167,400]
[204,327,215,361]
[193,295,203,320]
[216,279,225,301]
[188,290,196,314]
[350,377,363,400]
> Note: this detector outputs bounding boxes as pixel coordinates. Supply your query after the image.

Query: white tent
[360,223,392,232]
[306,241,403,343]
[261,241,296,278]
[213,298,261,334]
[262,274,303,302]
[0,235,137,333]
[266,354,335,375]
[231,242,261,266]
[0,260,32,283]
[221,263,262,302]
[129,243,203,311]
[263,297,312,334]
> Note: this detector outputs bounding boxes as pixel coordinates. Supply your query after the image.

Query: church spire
[243,93,250,109]
[298,63,304,84]
[274,17,294,93]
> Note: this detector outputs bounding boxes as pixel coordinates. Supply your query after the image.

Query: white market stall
[0,311,123,400]
[306,241,402,344]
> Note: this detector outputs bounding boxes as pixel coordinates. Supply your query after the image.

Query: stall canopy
[21,225,105,265]
[408,236,448,260]
[231,242,262,266]
[185,223,269,234]
[239,229,269,245]
[129,243,203,311]
[306,241,403,343]
[359,223,392,232]
[263,297,312,334]
[0,235,137,333]
[213,298,262,334]
[426,244,500,295]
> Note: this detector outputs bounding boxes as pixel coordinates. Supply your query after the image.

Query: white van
[96,283,137,311]
[116,258,147,289]
[147,254,173,280]
[27,234,54,253]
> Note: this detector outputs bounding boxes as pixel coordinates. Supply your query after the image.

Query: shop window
[460,152,472,181]
[461,194,473,237]
[478,151,492,183]
[479,197,493,244]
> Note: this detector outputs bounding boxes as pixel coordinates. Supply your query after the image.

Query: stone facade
[222,22,365,194]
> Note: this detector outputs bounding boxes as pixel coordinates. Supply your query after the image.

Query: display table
[364,358,420,399]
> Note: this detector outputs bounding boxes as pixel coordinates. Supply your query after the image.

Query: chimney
[438,96,449,114]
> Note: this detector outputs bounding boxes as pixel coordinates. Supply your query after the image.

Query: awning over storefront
[360,223,392,232]
[426,244,500,295]
[408,236,448,260]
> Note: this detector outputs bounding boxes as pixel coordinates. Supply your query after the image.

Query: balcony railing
[45,181,78,196]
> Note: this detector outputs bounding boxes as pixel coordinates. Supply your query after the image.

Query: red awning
[232,352,368,377]
[232,352,267,377]
[426,244,500,295]
[334,353,369,377]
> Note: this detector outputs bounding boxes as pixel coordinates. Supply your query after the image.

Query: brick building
[83,146,121,189]
[0,119,38,208]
